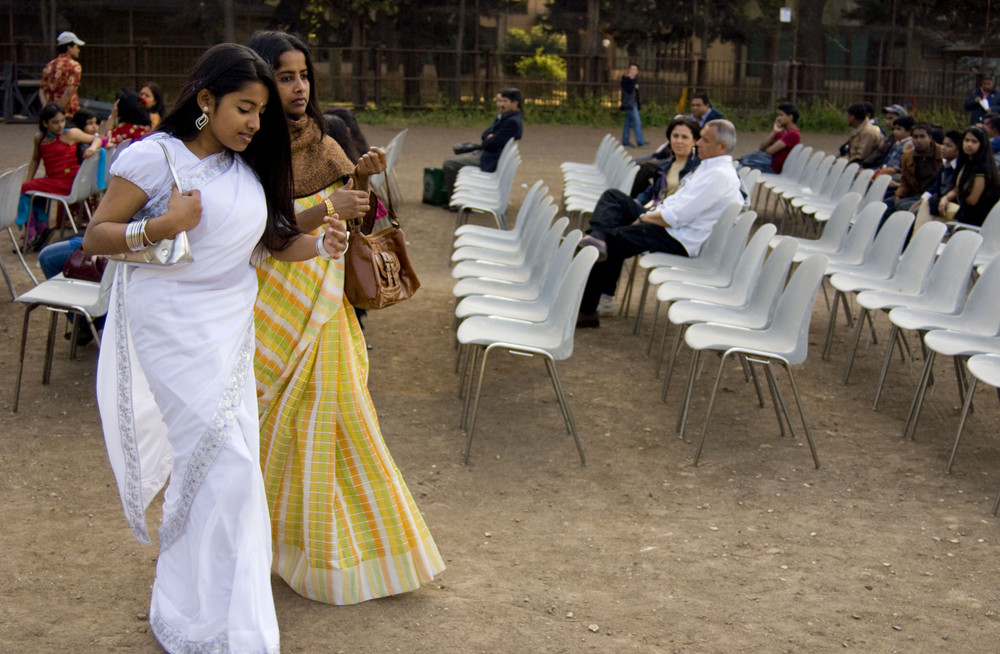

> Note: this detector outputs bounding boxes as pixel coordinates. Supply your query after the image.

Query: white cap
[57,31,85,46]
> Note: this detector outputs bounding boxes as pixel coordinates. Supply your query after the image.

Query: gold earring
[195,106,209,130]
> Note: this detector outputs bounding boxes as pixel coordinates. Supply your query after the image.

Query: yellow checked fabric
[254,183,444,604]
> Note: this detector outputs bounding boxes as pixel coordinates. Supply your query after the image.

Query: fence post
[373,46,382,109]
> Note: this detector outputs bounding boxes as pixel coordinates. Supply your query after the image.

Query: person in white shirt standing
[577,119,744,328]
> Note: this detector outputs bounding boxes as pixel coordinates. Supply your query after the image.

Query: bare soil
[2,121,1000,653]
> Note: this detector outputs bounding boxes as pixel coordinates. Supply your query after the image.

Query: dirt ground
[2,120,1000,653]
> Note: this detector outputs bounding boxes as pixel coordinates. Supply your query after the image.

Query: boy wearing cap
[40,31,84,116]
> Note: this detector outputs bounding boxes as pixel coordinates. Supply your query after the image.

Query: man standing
[739,102,800,173]
[620,63,646,147]
[576,120,744,328]
[440,88,523,201]
[688,92,724,128]
[40,31,85,117]
[964,73,1000,125]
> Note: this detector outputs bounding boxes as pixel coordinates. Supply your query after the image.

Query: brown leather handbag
[343,190,420,310]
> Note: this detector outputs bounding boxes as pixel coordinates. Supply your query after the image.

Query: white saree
[97,135,280,653]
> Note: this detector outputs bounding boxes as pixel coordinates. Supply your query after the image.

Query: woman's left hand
[322,213,349,258]
[355,147,387,179]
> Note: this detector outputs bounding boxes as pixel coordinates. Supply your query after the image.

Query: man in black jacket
[441,88,524,201]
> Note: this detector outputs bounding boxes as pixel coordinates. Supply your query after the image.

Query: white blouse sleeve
[109,136,173,200]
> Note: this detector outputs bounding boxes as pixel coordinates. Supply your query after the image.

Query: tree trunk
[351,16,366,109]
[796,0,826,101]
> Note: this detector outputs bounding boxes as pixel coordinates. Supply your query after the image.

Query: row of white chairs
[450,139,521,230]
[448,181,598,464]
[560,134,639,224]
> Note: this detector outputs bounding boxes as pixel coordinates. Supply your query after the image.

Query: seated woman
[938,125,1000,227]
[138,81,165,128]
[579,116,701,316]
[103,88,152,148]
[17,102,102,250]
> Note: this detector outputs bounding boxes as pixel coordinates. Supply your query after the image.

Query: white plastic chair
[678,254,829,468]
[896,255,1000,441]
[947,354,1000,504]
[25,152,101,235]
[0,164,38,296]
[821,211,915,360]
[650,223,776,371]
[857,173,893,213]
[452,180,549,251]
[662,238,798,401]
[451,217,568,284]
[455,230,583,323]
[769,192,862,260]
[828,221,947,366]
[844,229,982,390]
[629,203,744,335]
[451,203,557,265]
[456,246,599,465]
[13,260,116,412]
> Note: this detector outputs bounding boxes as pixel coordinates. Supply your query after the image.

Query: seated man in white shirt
[577,119,745,328]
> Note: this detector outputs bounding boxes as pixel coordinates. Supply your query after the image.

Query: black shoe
[576,311,600,329]
[30,227,53,252]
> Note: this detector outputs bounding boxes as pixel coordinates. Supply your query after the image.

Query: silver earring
[195,106,209,131]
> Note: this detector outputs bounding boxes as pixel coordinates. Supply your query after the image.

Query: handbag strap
[157,140,184,193]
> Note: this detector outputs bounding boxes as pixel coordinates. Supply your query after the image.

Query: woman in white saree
[84,44,346,653]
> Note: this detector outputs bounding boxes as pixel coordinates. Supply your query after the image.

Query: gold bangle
[323,198,336,218]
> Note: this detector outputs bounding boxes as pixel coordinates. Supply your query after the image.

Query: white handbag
[109,141,194,266]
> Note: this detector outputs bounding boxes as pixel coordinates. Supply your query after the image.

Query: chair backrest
[859,173,892,210]
[769,253,830,365]
[974,200,1000,261]
[504,180,549,237]
[847,167,875,196]
[550,246,600,360]
[817,157,849,197]
[828,162,861,199]
[693,202,744,266]
[0,164,28,231]
[920,229,982,312]
[740,168,761,201]
[777,143,805,178]
[726,223,778,297]
[888,221,948,293]
[960,253,1000,331]
[534,229,584,305]
[62,153,100,204]
[789,149,822,185]
[833,201,885,260]
[803,154,836,191]
[804,191,862,248]
[385,128,407,169]
[742,238,799,328]
[851,210,915,279]
[713,211,758,272]
[523,213,568,268]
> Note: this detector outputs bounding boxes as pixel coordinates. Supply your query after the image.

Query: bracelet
[125,219,147,251]
[315,234,333,260]
[323,198,336,218]
[139,220,153,246]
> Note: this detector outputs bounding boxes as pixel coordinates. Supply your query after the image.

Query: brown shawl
[288,115,355,197]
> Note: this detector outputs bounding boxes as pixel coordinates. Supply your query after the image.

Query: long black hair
[38,102,64,133]
[245,30,324,127]
[325,107,369,161]
[156,43,297,252]
[115,88,152,127]
[142,81,165,115]
[957,125,1000,201]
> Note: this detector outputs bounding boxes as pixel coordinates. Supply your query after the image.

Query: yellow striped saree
[254,183,444,605]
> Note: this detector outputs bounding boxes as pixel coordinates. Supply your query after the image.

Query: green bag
[422,167,448,207]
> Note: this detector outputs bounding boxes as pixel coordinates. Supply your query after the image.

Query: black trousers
[580,189,689,314]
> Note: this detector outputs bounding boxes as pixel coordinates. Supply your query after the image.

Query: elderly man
[40,31,85,116]
[576,119,744,328]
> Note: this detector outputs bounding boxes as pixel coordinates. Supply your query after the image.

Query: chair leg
[459,345,480,427]
[902,351,936,441]
[661,325,686,403]
[0,252,15,300]
[645,298,661,357]
[631,271,652,336]
[692,351,730,466]
[822,289,841,361]
[872,325,900,411]
[946,376,979,474]
[762,362,788,438]
[743,355,766,408]
[543,357,586,466]
[677,349,700,438]
[618,257,637,318]
[462,345,492,464]
[842,308,870,384]
[781,362,821,469]
[7,227,38,285]
[13,304,39,412]
[43,310,58,385]
[654,310,673,378]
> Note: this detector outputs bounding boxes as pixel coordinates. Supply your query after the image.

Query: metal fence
[1,41,976,120]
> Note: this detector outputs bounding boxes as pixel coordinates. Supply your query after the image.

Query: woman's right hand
[165,187,202,234]
[329,178,370,221]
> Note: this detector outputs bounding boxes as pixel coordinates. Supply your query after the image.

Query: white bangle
[315,234,332,260]
[125,219,147,251]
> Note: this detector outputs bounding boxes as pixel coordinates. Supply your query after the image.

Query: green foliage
[504,26,566,54]
[515,50,568,81]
